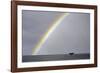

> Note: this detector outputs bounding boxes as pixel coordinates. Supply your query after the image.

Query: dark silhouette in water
[69,53,74,55]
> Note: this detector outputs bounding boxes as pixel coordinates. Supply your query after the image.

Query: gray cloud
[22,10,90,55]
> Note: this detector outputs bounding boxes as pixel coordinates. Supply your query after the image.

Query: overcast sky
[22,10,90,56]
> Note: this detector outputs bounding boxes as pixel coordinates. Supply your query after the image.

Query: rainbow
[32,13,69,55]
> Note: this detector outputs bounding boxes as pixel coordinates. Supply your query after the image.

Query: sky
[22,10,90,56]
